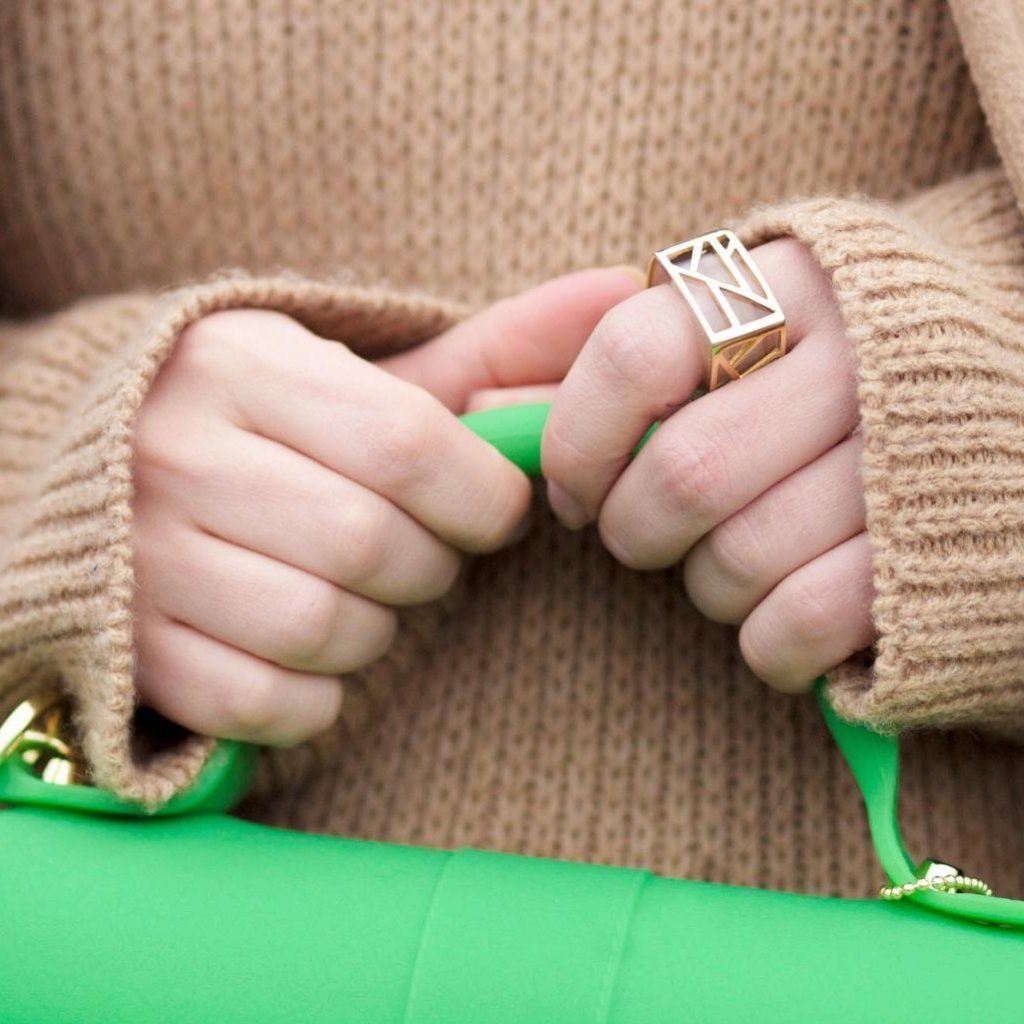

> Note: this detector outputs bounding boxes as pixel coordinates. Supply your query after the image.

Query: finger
[739,533,875,693]
[543,238,834,527]
[380,266,645,410]
[465,384,560,411]
[139,428,461,605]
[597,307,858,570]
[138,524,397,675]
[135,616,344,745]
[223,316,532,553]
[684,435,866,623]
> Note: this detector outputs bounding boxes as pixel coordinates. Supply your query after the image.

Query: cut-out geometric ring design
[646,229,787,392]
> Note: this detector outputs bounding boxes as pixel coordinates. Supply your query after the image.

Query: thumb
[377,266,645,411]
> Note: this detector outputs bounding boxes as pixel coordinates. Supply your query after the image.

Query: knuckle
[423,550,463,600]
[131,523,168,590]
[739,570,839,690]
[356,607,399,665]
[599,520,664,572]
[131,414,204,483]
[372,401,438,492]
[270,680,346,748]
[175,309,292,381]
[468,465,531,553]
[759,237,835,324]
[591,302,662,388]
[320,680,346,730]
[784,239,827,289]
[781,573,837,646]
[131,407,171,469]
[541,416,594,489]
[405,545,462,603]
[175,313,245,375]
[704,513,768,591]
[762,235,810,268]
[297,681,345,743]
[738,618,776,685]
[650,432,728,520]
[273,582,341,669]
[221,666,285,741]
[329,498,391,587]
[682,555,730,623]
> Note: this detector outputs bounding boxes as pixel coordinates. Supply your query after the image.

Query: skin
[542,238,873,693]
[134,240,871,744]
[131,268,642,744]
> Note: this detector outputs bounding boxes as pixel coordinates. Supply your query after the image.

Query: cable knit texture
[2,0,1024,896]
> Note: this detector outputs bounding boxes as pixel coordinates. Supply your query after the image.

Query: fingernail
[607,263,647,288]
[547,480,590,530]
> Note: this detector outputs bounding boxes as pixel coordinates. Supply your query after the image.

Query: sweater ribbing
[2,1,1024,899]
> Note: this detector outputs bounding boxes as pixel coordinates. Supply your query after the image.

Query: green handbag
[1,403,1022,1023]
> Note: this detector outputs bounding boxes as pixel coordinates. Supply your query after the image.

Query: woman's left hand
[542,239,873,692]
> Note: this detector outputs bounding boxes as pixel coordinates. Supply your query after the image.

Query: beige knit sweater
[3,0,1024,900]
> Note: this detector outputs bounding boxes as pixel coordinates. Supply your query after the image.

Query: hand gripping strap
[2,402,1020,929]
[465,403,1024,929]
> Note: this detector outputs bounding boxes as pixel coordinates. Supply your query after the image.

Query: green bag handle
[466,404,1024,928]
[3,402,1021,929]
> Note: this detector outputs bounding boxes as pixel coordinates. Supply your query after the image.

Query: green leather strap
[0,739,256,816]
[819,686,1024,927]
[2,401,1020,928]
[467,403,1024,929]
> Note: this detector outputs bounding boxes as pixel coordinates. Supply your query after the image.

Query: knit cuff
[734,168,1024,736]
[0,273,463,803]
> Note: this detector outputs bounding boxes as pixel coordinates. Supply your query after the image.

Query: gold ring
[647,228,787,391]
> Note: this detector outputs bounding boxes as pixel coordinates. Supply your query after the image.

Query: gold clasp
[0,690,88,787]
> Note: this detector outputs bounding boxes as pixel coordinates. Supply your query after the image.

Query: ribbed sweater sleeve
[737,166,1024,736]
[7,168,1024,807]
[0,274,461,803]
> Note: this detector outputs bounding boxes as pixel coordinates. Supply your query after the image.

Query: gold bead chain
[880,874,993,901]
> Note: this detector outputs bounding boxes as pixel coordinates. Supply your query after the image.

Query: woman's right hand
[131,269,641,744]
